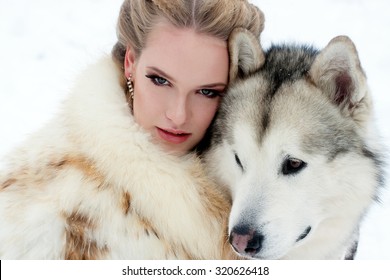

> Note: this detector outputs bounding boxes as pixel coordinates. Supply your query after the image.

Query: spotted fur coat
[0,56,233,259]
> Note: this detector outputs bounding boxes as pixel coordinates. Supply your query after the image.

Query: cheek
[133,80,164,125]
[192,99,219,132]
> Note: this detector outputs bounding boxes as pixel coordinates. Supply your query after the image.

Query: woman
[0,0,263,259]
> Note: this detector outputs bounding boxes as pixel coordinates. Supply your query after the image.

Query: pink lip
[156,127,191,144]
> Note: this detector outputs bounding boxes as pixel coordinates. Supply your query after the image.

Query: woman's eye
[146,75,169,86]
[199,89,222,98]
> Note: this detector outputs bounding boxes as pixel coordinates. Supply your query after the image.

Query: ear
[309,36,371,122]
[124,46,136,78]
[228,28,265,82]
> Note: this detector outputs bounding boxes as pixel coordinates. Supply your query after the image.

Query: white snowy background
[0,0,389,259]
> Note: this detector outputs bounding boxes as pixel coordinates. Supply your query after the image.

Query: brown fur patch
[64,211,108,259]
[189,158,237,259]
[129,208,193,258]
[50,156,106,188]
[1,178,17,190]
[136,210,159,240]
[178,245,196,260]
[121,191,132,215]
[53,157,108,259]
[0,166,37,190]
[190,159,231,218]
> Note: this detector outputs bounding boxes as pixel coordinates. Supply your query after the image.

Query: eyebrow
[146,66,227,89]
[147,67,176,83]
[200,82,227,89]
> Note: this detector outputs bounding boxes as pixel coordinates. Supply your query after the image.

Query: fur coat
[0,56,233,259]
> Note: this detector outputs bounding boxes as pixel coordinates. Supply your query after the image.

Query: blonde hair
[112,0,264,70]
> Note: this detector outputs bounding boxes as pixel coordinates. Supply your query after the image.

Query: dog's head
[204,29,383,259]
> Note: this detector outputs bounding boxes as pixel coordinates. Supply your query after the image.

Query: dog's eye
[234,153,244,171]
[282,157,307,175]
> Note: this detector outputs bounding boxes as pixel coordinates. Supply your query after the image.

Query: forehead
[228,77,360,159]
[138,21,229,85]
[216,43,363,160]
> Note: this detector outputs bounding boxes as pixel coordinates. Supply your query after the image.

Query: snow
[0,0,389,259]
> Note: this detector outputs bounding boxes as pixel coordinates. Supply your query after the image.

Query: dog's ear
[309,36,372,123]
[228,28,265,82]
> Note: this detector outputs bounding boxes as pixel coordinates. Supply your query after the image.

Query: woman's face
[125,21,229,155]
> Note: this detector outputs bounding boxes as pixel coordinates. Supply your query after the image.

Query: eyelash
[198,89,224,99]
[145,74,224,99]
[145,74,170,87]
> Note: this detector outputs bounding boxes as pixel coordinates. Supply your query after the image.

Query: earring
[127,74,134,99]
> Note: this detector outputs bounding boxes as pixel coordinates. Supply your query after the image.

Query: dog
[202,28,385,259]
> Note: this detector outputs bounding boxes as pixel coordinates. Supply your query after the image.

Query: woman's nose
[166,95,190,127]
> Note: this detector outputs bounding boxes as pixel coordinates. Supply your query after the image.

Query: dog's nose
[229,225,263,257]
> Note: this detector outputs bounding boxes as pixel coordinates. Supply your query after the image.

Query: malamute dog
[203,29,385,259]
